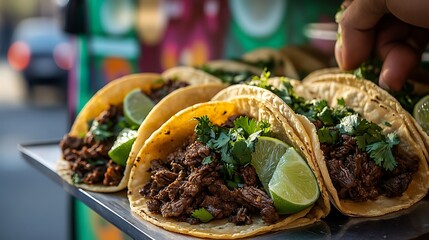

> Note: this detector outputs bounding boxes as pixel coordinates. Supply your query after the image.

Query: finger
[387,0,429,28]
[379,43,421,91]
[336,0,388,70]
[375,19,429,90]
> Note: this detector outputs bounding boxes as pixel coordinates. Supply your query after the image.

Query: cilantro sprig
[195,115,270,186]
[354,58,421,113]
[249,70,400,171]
[199,65,255,84]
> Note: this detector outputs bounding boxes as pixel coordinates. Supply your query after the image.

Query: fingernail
[379,74,390,90]
[335,41,343,69]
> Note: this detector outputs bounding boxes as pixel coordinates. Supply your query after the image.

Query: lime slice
[124,89,155,126]
[269,148,319,214]
[250,136,289,192]
[413,95,429,135]
[108,128,138,166]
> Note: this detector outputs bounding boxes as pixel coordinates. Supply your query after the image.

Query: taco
[128,99,330,239]
[281,45,332,79]
[199,59,263,85]
[213,73,429,217]
[298,74,429,216]
[58,72,225,192]
[239,47,299,79]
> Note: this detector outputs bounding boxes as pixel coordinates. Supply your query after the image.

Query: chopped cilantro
[71,173,82,184]
[202,156,213,165]
[191,208,214,223]
[248,70,401,171]
[195,116,213,144]
[366,133,399,171]
[318,127,338,144]
[199,65,254,84]
[89,120,114,141]
[195,115,271,185]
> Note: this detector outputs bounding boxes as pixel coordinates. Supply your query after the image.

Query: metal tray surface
[19,140,429,240]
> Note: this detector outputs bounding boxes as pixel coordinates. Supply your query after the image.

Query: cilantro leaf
[233,116,270,138]
[318,127,338,144]
[89,120,114,141]
[194,115,271,184]
[195,116,213,144]
[365,132,399,171]
[202,156,213,165]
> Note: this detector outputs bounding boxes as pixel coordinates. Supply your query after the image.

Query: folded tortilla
[299,74,429,216]
[128,99,330,239]
[212,75,428,217]
[58,72,225,192]
[241,47,299,79]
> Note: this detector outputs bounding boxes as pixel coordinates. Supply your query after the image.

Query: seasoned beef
[103,160,125,186]
[234,186,279,224]
[230,207,252,225]
[152,170,178,187]
[60,104,126,186]
[160,197,193,218]
[381,172,414,197]
[184,141,211,166]
[221,115,242,128]
[149,159,168,172]
[201,195,237,219]
[240,165,259,186]
[82,166,106,184]
[63,148,81,162]
[146,199,161,213]
[95,105,121,124]
[149,79,189,103]
[141,139,280,226]
[60,135,83,150]
[321,133,419,201]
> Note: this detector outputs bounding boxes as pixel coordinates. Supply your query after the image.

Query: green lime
[124,89,155,126]
[269,148,319,215]
[108,128,138,166]
[250,136,290,192]
[413,95,429,135]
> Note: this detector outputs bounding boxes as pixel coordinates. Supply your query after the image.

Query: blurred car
[7,17,73,91]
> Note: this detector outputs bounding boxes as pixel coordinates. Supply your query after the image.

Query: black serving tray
[19,140,429,239]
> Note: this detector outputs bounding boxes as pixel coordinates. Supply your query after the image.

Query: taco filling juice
[60,79,190,187]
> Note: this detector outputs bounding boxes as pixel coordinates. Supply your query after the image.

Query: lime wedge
[124,89,155,126]
[250,136,290,192]
[108,128,138,166]
[269,148,319,214]
[413,95,429,135]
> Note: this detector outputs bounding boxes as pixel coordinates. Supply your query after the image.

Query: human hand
[335,0,429,91]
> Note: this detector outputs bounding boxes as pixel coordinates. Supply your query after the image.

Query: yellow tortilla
[58,72,225,192]
[128,99,330,239]
[298,74,429,217]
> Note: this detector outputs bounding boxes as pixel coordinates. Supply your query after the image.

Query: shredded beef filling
[149,79,189,104]
[319,132,418,201]
[140,140,279,225]
[60,105,125,186]
[60,80,190,186]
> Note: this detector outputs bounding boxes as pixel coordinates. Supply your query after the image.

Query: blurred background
[0,0,340,239]
[1,0,70,240]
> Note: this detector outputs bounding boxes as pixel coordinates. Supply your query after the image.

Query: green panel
[76,36,92,111]
[75,201,132,240]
